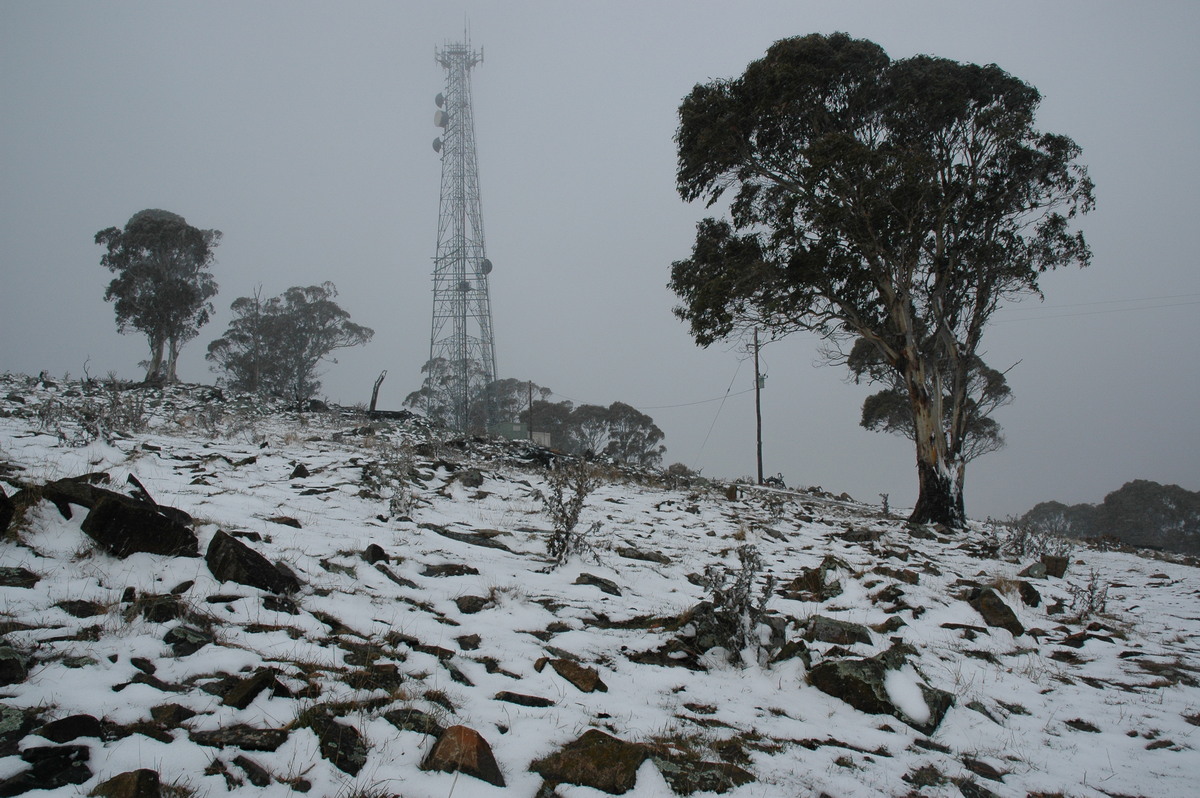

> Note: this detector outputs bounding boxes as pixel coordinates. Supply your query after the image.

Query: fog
[2,1,1197,519]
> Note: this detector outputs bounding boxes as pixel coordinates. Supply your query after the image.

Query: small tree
[207,282,373,408]
[96,209,221,383]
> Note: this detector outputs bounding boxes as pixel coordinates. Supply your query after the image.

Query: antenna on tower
[426,37,497,433]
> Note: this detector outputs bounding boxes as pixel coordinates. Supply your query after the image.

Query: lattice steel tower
[428,39,496,432]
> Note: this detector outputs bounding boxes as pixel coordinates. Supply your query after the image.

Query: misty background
[2,1,1197,520]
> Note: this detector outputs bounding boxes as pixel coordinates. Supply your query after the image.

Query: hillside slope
[1,375,1198,797]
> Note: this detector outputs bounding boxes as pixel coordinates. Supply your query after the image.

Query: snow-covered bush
[695,544,779,666]
[995,516,1075,560]
[1068,569,1109,621]
[543,459,602,565]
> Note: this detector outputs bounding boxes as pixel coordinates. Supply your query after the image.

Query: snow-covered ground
[0,374,1197,797]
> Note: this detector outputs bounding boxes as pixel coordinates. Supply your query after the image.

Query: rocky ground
[0,373,1197,797]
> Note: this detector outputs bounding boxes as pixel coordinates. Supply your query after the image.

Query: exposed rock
[262,594,299,614]
[962,756,1005,782]
[346,663,403,692]
[968,588,1024,636]
[38,474,113,518]
[805,615,873,646]
[574,572,621,596]
[80,496,199,558]
[205,529,300,594]
[649,752,755,795]
[456,634,481,651]
[530,728,647,795]
[1017,581,1041,607]
[421,522,514,552]
[163,625,214,656]
[1018,561,1047,579]
[53,597,105,614]
[383,707,445,738]
[0,744,92,794]
[362,543,389,563]
[374,562,418,588]
[419,724,505,787]
[495,691,555,707]
[232,755,272,787]
[1041,554,1069,578]
[421,562,480,578]
[0,567,38,589]
[453,468,485,488]
[780,555,847,601]
[305,711,367,776]
[189,724,290,751]
[807,647,954,735]
[545,658,608,692]
[289,463,309,479]
[454,595,492,614]
[221,667,281,709]
[0,487,12,536]
[149,704,197,726]
[89,768,162,798]
[616,547,671,565]
[0,646,28,686]
[37,713,103,743]
[132,594,185,623]
[0,703,32,756]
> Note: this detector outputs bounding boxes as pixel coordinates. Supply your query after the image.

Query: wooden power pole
[754,328,764,485]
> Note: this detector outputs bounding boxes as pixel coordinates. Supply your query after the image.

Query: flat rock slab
[189,725,290,752]
[0,567,38,589]
[495,691,555,708]
[540,658,608,693]
[574,573,621,596]
[421,522,514,552]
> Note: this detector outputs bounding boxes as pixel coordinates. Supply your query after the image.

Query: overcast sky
[2,1,1197,520]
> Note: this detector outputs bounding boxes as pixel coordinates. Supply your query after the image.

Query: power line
[994,292,1200,324]
[692,359,744,469]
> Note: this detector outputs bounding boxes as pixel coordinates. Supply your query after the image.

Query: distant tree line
[1023,480,1200,555]
[97,209,372,407]
[404,368,667,467]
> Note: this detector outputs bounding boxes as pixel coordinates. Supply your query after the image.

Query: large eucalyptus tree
[670,33,1093,527]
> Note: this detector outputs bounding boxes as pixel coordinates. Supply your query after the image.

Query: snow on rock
[0,374,1198,796]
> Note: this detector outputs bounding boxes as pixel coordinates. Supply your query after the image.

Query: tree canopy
[206,282,373,408]
[96,209,221,383]
[522,399,666,467]
[671,33,1093,527]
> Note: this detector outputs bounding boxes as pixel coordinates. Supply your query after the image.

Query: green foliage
[523,400,666,467]
[207,282,373,409]
[1023,481,1200,554]
[96,209,221,383]
[670,33,1093,526]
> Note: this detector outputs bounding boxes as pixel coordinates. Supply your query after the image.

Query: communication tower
[428,39,497,432]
